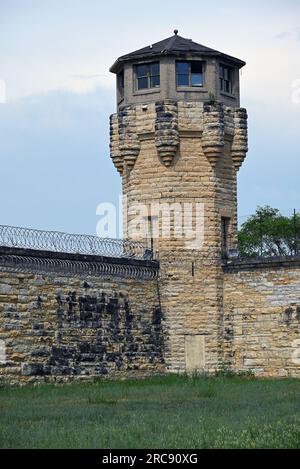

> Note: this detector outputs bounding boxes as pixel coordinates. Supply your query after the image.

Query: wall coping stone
[223,256,300,273]
[0,246,159,280]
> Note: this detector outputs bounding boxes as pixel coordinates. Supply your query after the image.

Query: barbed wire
[0,255,158,280]
[0,225,153,261]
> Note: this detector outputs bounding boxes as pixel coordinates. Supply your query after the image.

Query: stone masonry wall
[110,100,248,374]
[0,248,164,385]
[223,258,300,377]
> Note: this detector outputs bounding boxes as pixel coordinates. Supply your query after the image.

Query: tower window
[144,215,158,254]
[135,62,160,90]
[221,217,230,257]
[117,70,124,98]
[176,61,204,87]
[220,64,234,94]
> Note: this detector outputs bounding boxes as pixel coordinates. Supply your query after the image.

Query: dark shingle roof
[110,33,246,73]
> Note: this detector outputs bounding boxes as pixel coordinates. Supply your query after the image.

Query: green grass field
[1,374,300,449]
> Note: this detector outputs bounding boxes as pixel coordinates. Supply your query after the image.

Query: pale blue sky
[0,0,300,234]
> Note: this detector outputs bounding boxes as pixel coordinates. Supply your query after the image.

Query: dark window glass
[191,73,203,86]
[151,75,160,88]
[177,62,189,74]
[191,62,203,86]
[136,64,148,78]
[137,77,149,90]
[135,62,160,90]
[191,62,202,74]
[150,63,159,76]
[220,64,233,94]
[118,70,124,97]
[176,61,204,87]
[177,74,189,86]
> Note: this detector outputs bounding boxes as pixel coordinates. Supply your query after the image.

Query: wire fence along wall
[0,225,153,261]
[2,207,299,262]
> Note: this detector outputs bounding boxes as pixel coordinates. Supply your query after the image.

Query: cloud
[0,0,299,231]
[0,86,121,234]
[66,74,113,94]
[0,87,114,137]
[274,31,292,39]
[2,0,300,103]
[274,29,300,41]
[70,74,107,80]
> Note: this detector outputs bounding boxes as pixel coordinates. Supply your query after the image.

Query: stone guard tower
[110,31,248,373]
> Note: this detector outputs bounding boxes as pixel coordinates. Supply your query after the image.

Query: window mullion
[149,65,151,88]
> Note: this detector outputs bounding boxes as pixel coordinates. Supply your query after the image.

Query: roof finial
[174,29,178,35]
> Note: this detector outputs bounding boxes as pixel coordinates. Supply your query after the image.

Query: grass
[1,374,300,449]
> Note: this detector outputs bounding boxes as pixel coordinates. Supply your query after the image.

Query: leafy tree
[238,206,300,258]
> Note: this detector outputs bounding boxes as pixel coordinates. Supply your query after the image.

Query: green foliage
[238,206,300,258]
[208,92,216,105]
[1,375,300,449]
[215,362,255,379]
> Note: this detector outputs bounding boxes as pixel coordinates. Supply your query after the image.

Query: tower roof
[110,31,246,73]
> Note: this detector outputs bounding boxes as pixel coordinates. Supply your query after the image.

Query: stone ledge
[0,246,159,280]
[223,256,300,273]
